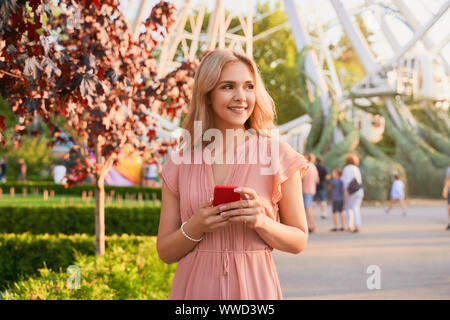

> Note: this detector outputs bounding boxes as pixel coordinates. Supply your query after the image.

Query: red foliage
[0,0,198,186]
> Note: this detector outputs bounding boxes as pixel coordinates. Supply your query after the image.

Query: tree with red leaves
[0,0,197,255]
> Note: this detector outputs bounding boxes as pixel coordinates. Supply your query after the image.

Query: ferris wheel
[128,0,450,151]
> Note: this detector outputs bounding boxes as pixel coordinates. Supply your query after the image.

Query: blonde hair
[181,49,276,149]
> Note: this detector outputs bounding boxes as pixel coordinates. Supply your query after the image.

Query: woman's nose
[233,87,246,101]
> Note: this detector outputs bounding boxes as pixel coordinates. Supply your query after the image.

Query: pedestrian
[341,154,364,233]
[302,153,320,233]
[0,156,7,183]
[329,168,345,231]
[385,174,407,216]
[157,49,309,300]
[17,158,27,182]
[143,159,159,187]
[52,160,67,184]
[313,155,330,219]
[443,166,450,230]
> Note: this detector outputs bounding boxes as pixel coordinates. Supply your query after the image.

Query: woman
[157,49,309,299]
[341,154,364,233]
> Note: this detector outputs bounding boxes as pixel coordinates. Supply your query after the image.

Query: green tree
[0,95,52,182]
[253,1,306,125]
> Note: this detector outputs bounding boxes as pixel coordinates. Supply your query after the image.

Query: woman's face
[208,61,256,132]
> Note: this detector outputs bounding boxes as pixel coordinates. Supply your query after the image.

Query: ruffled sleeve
[272,139,309,206]
[161,152,180,197]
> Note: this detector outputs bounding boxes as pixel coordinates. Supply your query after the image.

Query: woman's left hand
[218,187,265,229]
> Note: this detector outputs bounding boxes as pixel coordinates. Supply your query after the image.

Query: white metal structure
[127,0,450,148]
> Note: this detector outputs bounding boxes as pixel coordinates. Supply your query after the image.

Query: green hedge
[0,233,94,291]
[0,205,161,236]
[0,234,176,298]
[0,182,162,200]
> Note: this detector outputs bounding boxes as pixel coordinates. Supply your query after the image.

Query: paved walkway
[273,201,450,299]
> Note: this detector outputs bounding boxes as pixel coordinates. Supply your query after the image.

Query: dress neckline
[207,133,257,187]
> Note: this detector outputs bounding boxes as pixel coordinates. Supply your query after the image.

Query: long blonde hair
[181,49,277,150]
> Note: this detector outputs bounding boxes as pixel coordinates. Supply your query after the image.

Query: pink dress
[161,133,308,300]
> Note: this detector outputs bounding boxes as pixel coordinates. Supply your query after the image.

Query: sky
[119,0,449,66]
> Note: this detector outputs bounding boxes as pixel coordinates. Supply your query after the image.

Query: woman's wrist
[253,213,268,232]
[183,218,205,240]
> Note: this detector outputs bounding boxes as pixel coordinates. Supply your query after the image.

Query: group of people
[0,157,27,183]
[302,155,450,233]
[302,153,364,233]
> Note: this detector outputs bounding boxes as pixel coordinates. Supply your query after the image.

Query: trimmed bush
[0,205,161,236]
[0,182,162,200]
[0,233,95,291]
[0,234,176,299]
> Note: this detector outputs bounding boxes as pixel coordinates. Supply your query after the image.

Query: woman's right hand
[183,200,231,238]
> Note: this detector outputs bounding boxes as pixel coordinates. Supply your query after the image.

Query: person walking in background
[142,159,159,187]
[303,153,320,233]
[17,158,27,182]
[0,156,7,183]
[443,167,450,230]
[147,161,159,187]
[52,160,67,184]
[329,168,345,231]
[341,154,364,233]
[313,155,330,219]
[385,174,407,216]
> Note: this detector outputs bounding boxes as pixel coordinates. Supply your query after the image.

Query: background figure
[443,167,450,230]
[17,158,27,182]
[329,168,345,231]
[341,154,364,233]
[0,156,7,183]
[385,174,407,216]
[313,155,330,219]
[52,161,67,184]
[143,160,159,187]
[302,153,320,233]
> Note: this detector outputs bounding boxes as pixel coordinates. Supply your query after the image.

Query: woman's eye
[220,84,254,90]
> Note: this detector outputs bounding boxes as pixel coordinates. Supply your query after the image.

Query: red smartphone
[213,185,241,207]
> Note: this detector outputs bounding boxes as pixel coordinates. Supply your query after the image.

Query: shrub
[0,182,162,200]
[0,234,176,299]
[0,205,161,236]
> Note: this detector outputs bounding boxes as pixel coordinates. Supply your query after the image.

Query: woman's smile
[227,105,248,114]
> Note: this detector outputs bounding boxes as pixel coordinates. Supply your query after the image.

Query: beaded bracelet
[181,221,203,242]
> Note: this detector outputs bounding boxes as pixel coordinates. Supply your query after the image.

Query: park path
[273,201,450,299]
